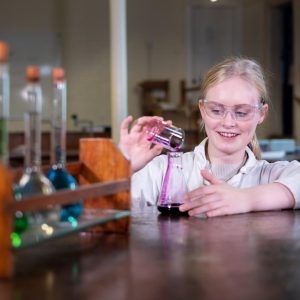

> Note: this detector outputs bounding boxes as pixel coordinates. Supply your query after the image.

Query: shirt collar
[194,137,258,174]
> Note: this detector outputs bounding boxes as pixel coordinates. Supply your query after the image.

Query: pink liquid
[157,204,188,216]
[146,121,184,151]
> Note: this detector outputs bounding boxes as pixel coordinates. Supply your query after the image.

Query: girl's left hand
[179,169,251,217]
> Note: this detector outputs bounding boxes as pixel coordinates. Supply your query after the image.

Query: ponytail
[248,134,261,159]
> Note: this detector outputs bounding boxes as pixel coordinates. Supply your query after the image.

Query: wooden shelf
[9,131,111,167]
[0,138,130,279]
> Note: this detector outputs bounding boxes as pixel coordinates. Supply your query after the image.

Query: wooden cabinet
[8,131,111,167]
[139,79,204,150]
[139,80,169,116]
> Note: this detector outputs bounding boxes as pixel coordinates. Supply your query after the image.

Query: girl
[119,57,300,217]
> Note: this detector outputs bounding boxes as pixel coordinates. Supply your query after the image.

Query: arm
[179,169,295,217]
[118,115,164,173]
[244,182,294,212]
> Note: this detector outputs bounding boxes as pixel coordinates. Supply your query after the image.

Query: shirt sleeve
[131,155,168,206]
[268,160,300,209]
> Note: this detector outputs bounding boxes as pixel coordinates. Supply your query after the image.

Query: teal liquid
[47,166,83,222]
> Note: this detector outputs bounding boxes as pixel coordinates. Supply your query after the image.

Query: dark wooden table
[1,206,300,300]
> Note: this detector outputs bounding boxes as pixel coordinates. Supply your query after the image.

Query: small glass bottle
[157,152,188,215]
[0,41,10,165]
[16,66,59,226]
[145,119,185,152]
[47,67,83,222]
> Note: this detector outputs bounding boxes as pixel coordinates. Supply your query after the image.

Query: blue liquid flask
[47,68,83,222]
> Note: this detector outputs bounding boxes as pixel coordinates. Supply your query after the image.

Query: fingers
[126,116,169,136]
[179,196,226,217]
[136,116,164,126]
[121,115,171,135]
[164,119,173,126]
[150,144,164,156]
[130,116,160,135]
[188,201,224,217]
[184,184,214,201]
[180,192,215,211]
[205,207,227,217]
[139,144,164,167]
[120,115,133,135]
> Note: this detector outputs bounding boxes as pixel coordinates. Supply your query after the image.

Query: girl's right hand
[118,115,165,173]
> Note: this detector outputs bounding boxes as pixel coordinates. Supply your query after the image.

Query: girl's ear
[198,99,205,118]
[258,104,269,124]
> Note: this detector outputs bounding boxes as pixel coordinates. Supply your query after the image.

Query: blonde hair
[200,57,269,159]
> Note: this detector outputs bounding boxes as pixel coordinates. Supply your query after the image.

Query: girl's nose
[221,110,236,126]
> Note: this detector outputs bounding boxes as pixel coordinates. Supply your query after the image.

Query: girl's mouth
[218,132,239,138]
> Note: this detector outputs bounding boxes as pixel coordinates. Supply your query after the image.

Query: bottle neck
[167,151,183,168]
[24,81,42,169]
[0,63,10,118]
[51,81,67,165]
[0,63,10,165]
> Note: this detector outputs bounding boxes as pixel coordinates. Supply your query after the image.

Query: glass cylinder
[157,152,188,215]
[47,68,83,222]
[50,68,67,166]
[145,119,185,152]
[0,41,10,165]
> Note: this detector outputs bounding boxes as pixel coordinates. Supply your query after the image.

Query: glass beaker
[157,152,188,215]
[145,119,185,152]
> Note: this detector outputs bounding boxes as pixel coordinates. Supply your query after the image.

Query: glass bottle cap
[52,67,65,82]
[0,41,9,63]
[26,65,40,82]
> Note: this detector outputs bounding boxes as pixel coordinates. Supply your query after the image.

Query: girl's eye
[211,107,223,115]
[235,111,248,117]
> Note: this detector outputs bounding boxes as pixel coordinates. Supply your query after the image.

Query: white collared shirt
[132,138,300,208]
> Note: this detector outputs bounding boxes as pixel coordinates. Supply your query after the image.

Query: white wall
[127,0,187,117]
[62,0,111,130]
[1,0,299,141]
[0,0,58,131]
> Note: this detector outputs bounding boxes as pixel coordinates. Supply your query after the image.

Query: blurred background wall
[0,0,299,142]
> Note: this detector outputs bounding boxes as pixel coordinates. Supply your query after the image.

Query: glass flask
[145,119,185,152]
[16,66,59,226]
[0,41,30,234]
[0,41,10,165]
[157,152,188,215]
[47,68,83,222]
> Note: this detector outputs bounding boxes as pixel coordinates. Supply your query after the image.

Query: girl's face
[199,76,268,161]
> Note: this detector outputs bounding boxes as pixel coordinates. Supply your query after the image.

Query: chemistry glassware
[47,166,83,222]
[0,42,30,234]
[157,152,188,215]
[16,66,59,226]
[47,67,83,222]
[0,41,10,165]
[145,119,185,152]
